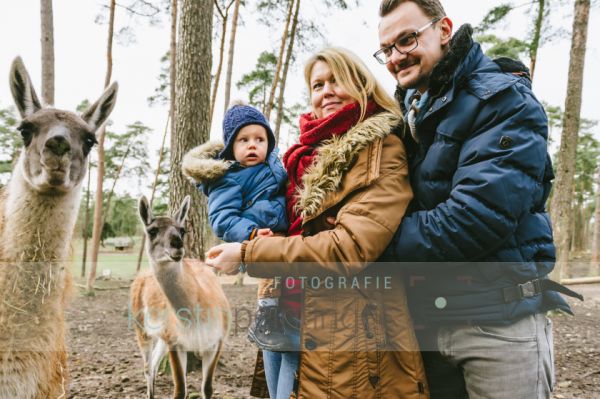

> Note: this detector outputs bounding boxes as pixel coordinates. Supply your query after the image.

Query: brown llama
[0,57,118,398]
[131,196,231,399]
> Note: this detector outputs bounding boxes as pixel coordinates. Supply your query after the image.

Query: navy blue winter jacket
[386,25,573,325]
[181,141,288,243]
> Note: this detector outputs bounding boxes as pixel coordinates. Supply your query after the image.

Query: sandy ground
[66,279,600,398]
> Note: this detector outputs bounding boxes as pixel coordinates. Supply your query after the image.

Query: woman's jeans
[263,314,301,399]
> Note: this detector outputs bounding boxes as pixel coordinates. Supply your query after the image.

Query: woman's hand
[205,242,242,275]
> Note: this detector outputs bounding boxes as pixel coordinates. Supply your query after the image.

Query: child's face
[232,124,269,166]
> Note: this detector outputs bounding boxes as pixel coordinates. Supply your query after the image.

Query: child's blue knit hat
[219,104,275,160]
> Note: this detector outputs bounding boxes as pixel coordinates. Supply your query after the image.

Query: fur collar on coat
[296,111,402,220]
[181,141,232,185]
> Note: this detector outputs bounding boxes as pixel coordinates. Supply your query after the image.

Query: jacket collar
[395,24,475,112]
[181,141,232,185]
[296,112,401,220]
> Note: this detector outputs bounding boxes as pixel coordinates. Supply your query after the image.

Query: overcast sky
[0,0,598,196]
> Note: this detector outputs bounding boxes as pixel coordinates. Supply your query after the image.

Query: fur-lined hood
[297,111,402,219]
[181,141,232,185]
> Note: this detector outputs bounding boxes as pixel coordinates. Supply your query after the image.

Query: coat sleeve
[206,177,257,243]
[389,83,550,262]
[245,135,413,278]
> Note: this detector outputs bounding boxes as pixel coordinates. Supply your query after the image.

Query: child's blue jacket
[182,141,288,242]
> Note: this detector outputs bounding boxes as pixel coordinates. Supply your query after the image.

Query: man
[376,1,582,398]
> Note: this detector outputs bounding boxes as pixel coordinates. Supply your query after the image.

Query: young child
[182,104,292,351]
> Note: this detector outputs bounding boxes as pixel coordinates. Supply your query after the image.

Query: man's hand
[205,243,243,275]
[256,228,274,237]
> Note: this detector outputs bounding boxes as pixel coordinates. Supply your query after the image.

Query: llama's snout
[171,235,184,250]
[45,135,71,157]
[167,235,185,261]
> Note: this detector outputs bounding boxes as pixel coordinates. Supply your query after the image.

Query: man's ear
[439,17,453,46]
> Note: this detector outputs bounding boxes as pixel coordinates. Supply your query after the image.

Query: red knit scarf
[279,100,381,317]
[283,100,381,236]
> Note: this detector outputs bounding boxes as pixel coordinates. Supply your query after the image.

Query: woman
[206,47,428,399]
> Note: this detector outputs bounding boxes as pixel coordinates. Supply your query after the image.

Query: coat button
[441,96,447,102]
[305,339,317,350]
[499,136,513,149]
[247,200,253,206]
[435,297,447,309]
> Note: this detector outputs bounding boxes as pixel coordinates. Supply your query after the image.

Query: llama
[131,196,231,399]
[0,57,118,399]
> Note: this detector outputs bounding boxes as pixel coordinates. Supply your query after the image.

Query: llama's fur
[0,57,117,399]
[131,196,231,399]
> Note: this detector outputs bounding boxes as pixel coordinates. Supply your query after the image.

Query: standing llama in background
[0,57,118,399]
[131,196,231,399]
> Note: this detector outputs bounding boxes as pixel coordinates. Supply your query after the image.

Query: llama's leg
[199,341,223,399]
[146,339,167,399]
[178,347,188,395]
[168,346,187,399]
[137,335,153,399]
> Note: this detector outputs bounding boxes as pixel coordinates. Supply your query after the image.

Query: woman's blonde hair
[304,47,401,121]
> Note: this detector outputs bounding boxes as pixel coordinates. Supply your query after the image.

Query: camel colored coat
[244,113,429,399]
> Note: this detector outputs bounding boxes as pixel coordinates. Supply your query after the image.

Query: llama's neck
[1,169,81,262]
[0,166,81,342]
[151,259,196,315]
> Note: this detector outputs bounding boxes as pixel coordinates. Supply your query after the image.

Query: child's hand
[256,228,274,237]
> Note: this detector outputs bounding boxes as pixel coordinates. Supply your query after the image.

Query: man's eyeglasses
[373,18,441,65]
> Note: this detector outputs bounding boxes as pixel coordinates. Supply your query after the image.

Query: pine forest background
[0,0,598,290]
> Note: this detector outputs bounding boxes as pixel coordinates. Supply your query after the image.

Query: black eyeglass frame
[373,17,442,65]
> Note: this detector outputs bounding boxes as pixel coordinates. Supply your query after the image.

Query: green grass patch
[69,237,150,283]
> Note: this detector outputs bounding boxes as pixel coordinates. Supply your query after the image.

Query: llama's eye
[82,134,97,156]
[17,121,36,147]
[179,227,186,237]
[147,227,159,238]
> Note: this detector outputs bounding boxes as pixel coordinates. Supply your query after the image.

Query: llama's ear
[174,195,191,225]
[82,82,118,132]
[138,196,153,227]
[9,57,42,118]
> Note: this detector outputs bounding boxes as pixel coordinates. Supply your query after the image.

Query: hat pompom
[227,99,246,108]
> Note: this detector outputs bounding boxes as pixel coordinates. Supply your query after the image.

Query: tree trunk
[137,0,177,273]
[549,0,590,281]
[136,116,170,272]
[210,0,234,122]
[81,161,92,278]
[234,271,245,286]
[223,0,241,112]
[265,0,294,118]
[570,195,583,253]
[170,0,177,123]
[274,0,300,141]
[171,0,213,259]
[529,0,545,81]
[583,205,592,251]
[590,168,600,276]
[86,0,116,294]
[40,0,54,105]
[102,144,132,232]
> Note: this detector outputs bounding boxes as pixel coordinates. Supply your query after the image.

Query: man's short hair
[379,0,446,19]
